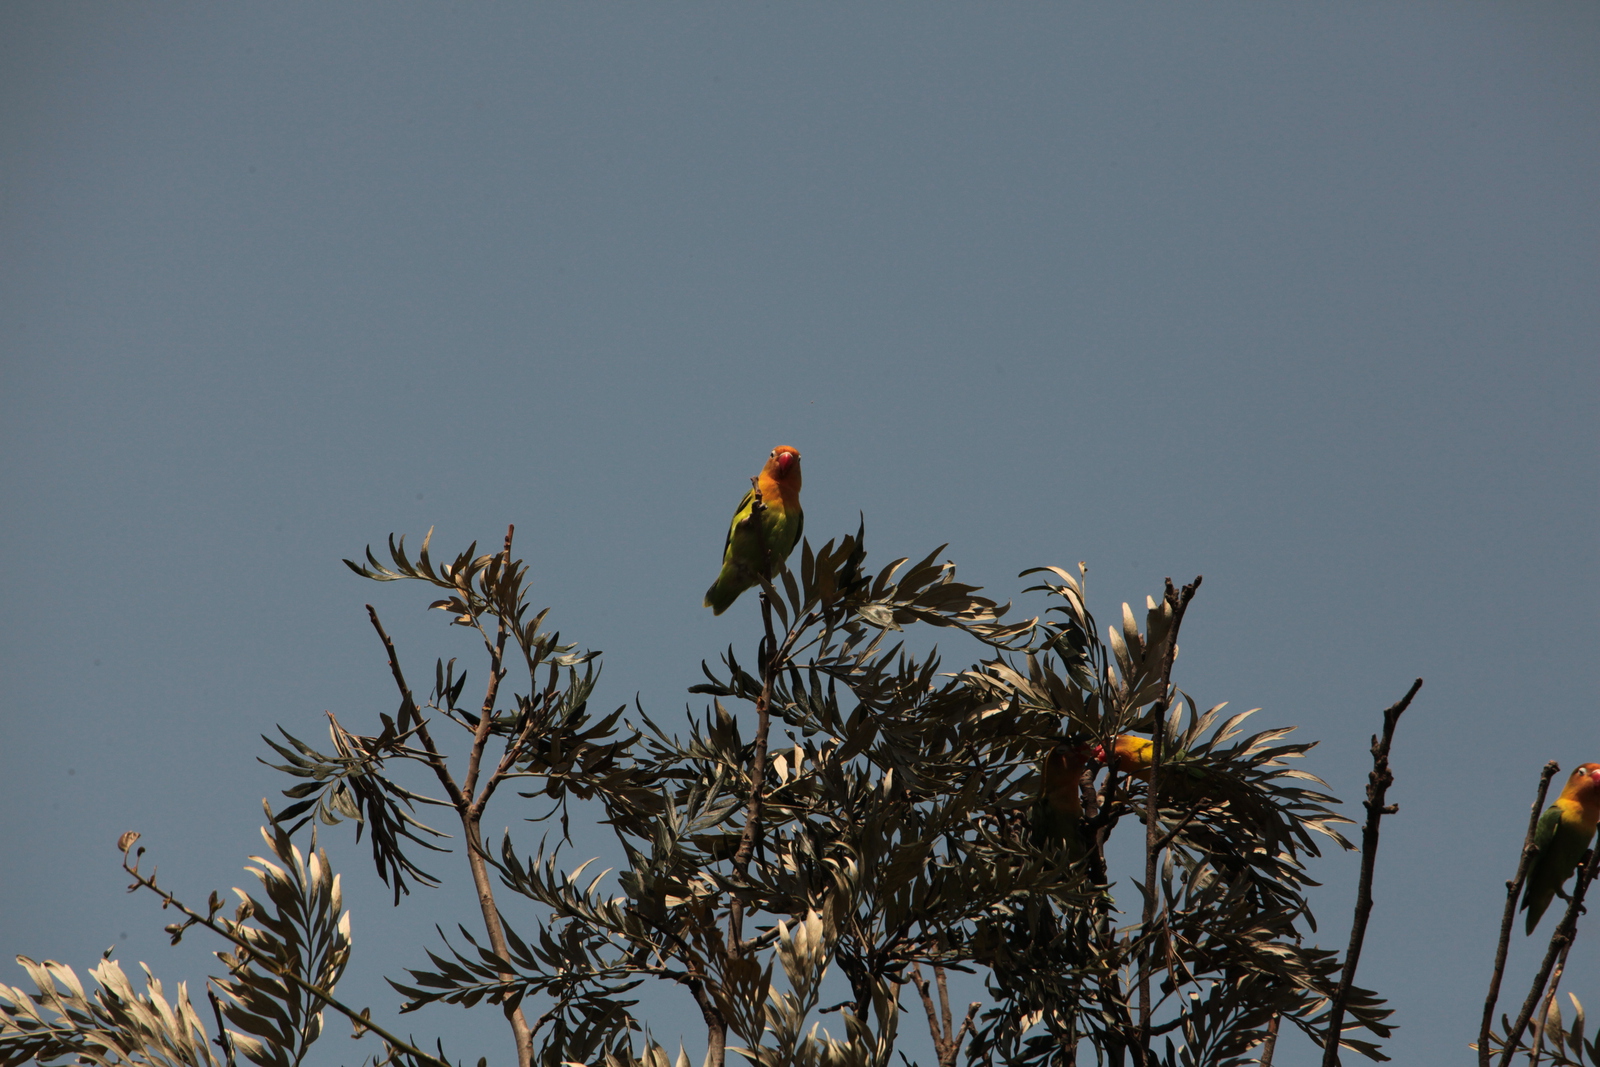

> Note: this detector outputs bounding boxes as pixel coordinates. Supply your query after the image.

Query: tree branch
[205,988,237,1067]
[1526,925,1579,1067]
[1478,761,1560,1067]
[909,963,978,1067]
[368,526,535,1067]
[728,583,779,957]
[1320,677,1423,1066]
[1137,574,1201,1064]
[1257,1012,1281,1066]
[1496,844,1600,1066]
[453,527,535,1067]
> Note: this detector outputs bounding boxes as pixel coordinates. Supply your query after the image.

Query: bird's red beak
[1091,744,1107,765]
[775,451,794,477]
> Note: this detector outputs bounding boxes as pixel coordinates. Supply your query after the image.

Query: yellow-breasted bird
[1094,734,1212,799]
[1521,762,1600,935]
[1097,735,1156,778]
[703,445,804,615]
[1030,741,1091,857]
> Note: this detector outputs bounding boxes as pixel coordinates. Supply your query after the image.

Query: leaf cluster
[0,814,442,1067]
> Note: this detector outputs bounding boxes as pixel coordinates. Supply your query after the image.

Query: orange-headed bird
[704,446,804,615]
[1030,741,1091,858]
[1097,735,1156,778]
[1522,763,1600,934]
[1094,734,1210,798]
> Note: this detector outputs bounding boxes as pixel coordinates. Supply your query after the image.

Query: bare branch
[728,583,779,960]
[1320,677,1423,1066]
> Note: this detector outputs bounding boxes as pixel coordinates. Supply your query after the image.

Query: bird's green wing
[1533,804,1562,854]
[721,487,757,562]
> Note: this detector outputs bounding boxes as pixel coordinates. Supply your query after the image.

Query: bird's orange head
[764,445,801,484]
[1564,763,1600,810]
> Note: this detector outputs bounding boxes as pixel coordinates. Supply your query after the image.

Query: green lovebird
[1030,741,1091,857]
[703,445,804,615]
[1522,762,1600,935]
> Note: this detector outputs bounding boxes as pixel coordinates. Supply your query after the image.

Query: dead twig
[1320,677,1423,1066]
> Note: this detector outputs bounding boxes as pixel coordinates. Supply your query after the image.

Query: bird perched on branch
[1522,762,1600,935]
[704,445,804,615]
[1097,735,1157,778]
[1095,734,1216,801]
[1030,741,1092,858]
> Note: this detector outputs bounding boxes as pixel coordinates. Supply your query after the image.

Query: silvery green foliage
[210,821,352,1067]
[1530,993,1599,1065]
[0,955,215,1067]
[0,819,355,1067]
[1480,991,1600,1066]
[734,911,873,1067]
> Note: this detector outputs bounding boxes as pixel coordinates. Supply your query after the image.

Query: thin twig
[1079,757,1134,1058]
[712,489,780,1067]
[1152,798,1209,854]
[206,988,236,1067]
[1137,575,1201,1065]
[1497,845,1600,1066]
[456,527,535,1067]
[479,660,566,812]
[1320,677,1423,1066]
[365,607,466,808]
[120,848,448,1067]
[1479,762,1561,1066]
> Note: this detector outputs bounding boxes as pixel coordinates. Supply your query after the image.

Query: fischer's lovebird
[1030,741,1091,857]
[703,445,804,615]
[1521,762,1600,935]
[1094,734,1210,798]
[1098,735,1156,778]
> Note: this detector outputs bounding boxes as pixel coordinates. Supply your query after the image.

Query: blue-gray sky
[2,4,1596,1063]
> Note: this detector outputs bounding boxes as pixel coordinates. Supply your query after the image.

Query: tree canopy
[3,522,1591,1066]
